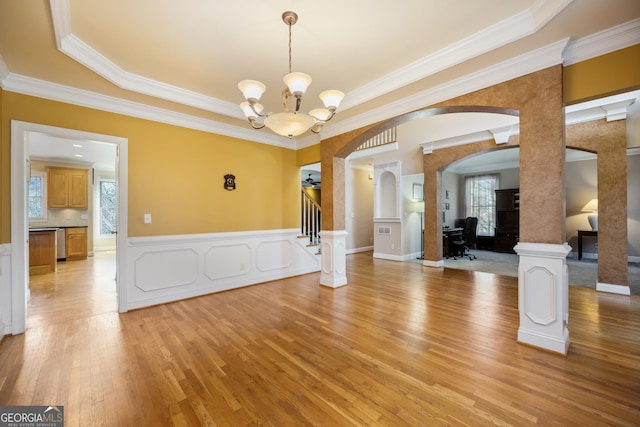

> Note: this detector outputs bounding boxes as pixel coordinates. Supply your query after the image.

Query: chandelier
[238,11,344,138]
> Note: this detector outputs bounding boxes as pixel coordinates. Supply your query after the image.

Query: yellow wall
[297,144,321,166]
[0,92,300,242]
[564,44,640,105]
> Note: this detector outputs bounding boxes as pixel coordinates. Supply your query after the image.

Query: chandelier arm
[281,88,292,113]
[247,100,267,117]
[248,118,265,130]
[310,123,323,134]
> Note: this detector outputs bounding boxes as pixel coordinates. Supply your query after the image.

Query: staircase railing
[301,188,321,247]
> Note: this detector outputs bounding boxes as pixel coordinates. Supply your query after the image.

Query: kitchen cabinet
[48,167,88,209]
[66,227,88,260]
[29,229,57,275]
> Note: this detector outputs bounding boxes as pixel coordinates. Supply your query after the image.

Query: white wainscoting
[125,229,321,310]
[0,244,11,338]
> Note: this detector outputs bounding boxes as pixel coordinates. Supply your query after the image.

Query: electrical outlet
[144,214,152,224]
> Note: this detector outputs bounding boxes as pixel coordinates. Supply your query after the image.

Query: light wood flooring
[1,251,639,426]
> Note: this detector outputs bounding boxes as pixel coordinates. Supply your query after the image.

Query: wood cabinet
[48,167,88,209]
[66,227,88,260]
[494,188,519,253]
[29,230,57,275]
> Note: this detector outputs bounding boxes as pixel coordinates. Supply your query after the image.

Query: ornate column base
[514,242,571,355]
[319,230,348,288]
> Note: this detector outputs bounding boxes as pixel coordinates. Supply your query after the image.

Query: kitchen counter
[28,229,57,275]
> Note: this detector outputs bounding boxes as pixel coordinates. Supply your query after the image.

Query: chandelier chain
[288,21,292,74]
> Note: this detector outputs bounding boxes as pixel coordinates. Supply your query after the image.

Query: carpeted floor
[439,249,640,294]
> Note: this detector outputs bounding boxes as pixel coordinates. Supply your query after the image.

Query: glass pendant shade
[264,112,316,137]
[309,108,331,121]
[238,80,266,101]
[319,90,345,109]
[237,11,342,138]
[240,101,263,118]
[283,72,312,95]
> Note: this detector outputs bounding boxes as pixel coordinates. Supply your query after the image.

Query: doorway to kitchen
[10,121,129,334]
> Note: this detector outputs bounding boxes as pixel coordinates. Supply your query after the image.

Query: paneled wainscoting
[125,229,321,310]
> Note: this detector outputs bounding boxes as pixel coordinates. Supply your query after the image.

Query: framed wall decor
[413,183,423,201]
[224,174,236,190]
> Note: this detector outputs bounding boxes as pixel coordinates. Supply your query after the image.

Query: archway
[321,66,573,354]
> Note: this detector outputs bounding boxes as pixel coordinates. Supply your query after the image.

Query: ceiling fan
[303,173,321,188]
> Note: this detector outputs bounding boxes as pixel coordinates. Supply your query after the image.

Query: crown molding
[340,0,573,110]
[49,0,572,119]
[49,0,242,119]
[3,3,637,151]
[1,72,294,149]
[317,38,569,142]
[0,54,8,83]
[563,18,640,66]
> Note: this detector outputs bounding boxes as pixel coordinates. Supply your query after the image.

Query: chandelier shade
[264,112,316,138]
[237,80,266,102]
[238,11,344,138]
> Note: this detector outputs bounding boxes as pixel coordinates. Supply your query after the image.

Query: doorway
[10,121,129,334]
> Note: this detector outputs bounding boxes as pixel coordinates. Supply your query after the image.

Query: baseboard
[372,252,403,261]
[423,259,444,268]
[346,246,373,255]
[596,282,631,295]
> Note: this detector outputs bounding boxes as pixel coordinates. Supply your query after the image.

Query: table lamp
[581,198,598,231]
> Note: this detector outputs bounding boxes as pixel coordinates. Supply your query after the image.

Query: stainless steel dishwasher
[56,228,66,260]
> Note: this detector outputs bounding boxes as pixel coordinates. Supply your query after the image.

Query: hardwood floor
[1,251,639,426]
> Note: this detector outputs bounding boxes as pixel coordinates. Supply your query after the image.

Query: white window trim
[28,171,48,221]
[95,176,117,238]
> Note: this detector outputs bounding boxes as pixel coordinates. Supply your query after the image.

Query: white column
[514,242,572,355]
[319,230,348,288]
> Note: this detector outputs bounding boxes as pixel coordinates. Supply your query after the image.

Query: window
[465,174,499,236]
[99,179,117,236]
[28,171,47,220]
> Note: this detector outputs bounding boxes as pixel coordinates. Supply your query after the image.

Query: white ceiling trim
[49,0,242,118]
[302,38,569,147]
[1,12,637,151]
[563,18,640,65]
[49,0,571,118]
[0,72,294,148]
[342,0,573,110]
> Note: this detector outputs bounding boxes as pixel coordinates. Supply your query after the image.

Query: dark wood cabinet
[494,189,519,253]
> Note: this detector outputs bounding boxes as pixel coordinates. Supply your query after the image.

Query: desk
[443,228,463,258]
[578,229,597,260]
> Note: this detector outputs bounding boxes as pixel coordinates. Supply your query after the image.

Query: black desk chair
[450,217,478,260]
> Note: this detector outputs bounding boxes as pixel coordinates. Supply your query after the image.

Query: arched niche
[374,161,401,219]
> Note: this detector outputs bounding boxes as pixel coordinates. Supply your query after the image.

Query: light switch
[144,214,152,224]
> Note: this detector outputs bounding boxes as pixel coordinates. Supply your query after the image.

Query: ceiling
[2,1,640,166]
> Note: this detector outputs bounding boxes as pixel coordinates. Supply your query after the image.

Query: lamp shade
[581,198,598,231]
[581,198,598,212]
[240,101,263,119]
[264,112,316,138]
[319,90,345,109]
[309,108,331,121]
[283,72,312,95]
[238,80,266,101]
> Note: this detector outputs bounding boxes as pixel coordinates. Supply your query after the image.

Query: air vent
[377,226,391,235]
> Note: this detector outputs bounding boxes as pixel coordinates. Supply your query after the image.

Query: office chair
[450,217,478,260]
